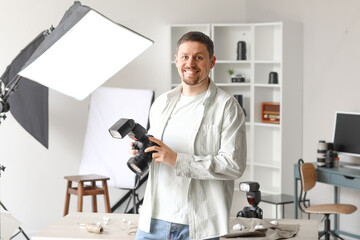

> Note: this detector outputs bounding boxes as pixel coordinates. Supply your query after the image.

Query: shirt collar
[167,79,217,105]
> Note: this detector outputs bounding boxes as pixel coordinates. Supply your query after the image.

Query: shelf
[216,83,251,87]
[170,22,303,199]
[259,189,280,195]
[254,83,281,89]
[254,24,282,61]
[253,166,280,193]
[171,60,253,64]
[254,60,281,64]
[254,126,281,166]
[216,60,252,64]
[254,62,281,85]
[253,162,281,169]
[212,24,252,61]
[253,122,281,128]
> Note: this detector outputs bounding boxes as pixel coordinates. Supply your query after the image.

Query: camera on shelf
[231,74,245,83]
[237,181,263,219]
[108,118,158,176]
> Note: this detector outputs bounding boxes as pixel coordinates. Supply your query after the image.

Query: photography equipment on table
[269,72,278,84]
[234,95,247,117]
[109,118,158,176]
[317,140,327,167]
[236,41,246,60]
[325,150,335,168]
[317,141,340,168]
[237,181,263,219]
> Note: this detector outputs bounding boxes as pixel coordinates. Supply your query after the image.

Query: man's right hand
[128,142,138,156]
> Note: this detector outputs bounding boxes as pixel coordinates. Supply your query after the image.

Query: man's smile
[184,69,199,74]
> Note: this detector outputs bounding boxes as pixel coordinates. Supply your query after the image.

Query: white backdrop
[79,87,153,189]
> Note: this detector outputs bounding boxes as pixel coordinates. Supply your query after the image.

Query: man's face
[175,41,216,87]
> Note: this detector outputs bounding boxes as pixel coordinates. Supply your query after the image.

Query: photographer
[133,31,247,240]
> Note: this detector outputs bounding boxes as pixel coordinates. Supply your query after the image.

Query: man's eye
[196,56,203,60]
[182,56,188,60]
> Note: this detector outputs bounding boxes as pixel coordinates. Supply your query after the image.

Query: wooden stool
[63,174,111,216]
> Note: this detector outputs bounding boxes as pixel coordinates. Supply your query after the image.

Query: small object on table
[78,223,104,234]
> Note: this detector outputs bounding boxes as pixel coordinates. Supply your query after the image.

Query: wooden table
[32,212,317,240]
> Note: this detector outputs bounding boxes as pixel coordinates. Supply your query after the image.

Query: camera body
[109,118,158,176]
[128,133,158,175]
[236,181,263,219]
[237,206,263,219]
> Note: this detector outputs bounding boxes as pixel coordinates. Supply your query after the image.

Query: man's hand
[145,137,178,167]
[128,142,138,156]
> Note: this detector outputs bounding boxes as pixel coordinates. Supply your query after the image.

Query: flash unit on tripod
[239,181,259,192]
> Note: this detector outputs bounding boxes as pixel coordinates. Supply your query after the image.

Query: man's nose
[186,57,196,67]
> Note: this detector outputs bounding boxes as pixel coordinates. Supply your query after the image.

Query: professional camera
[109,118,158,176]
[237,181,263,219]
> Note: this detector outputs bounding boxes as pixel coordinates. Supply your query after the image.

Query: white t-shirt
[152,90,207,224]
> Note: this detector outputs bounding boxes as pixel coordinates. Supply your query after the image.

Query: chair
[297,159,357,240]
[63,174,111,216]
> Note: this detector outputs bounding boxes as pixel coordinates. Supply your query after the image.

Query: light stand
[0,1,153,238]
[1,165,29,239]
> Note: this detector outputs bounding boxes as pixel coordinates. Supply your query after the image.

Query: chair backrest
[300,162,317,192]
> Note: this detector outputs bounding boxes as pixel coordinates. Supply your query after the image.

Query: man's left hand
[145,137,177,167]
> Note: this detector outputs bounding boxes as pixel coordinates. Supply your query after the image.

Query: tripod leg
[1,201,30,240]
[329,230,344,240]
[132,189,137,214]
[124,194,132,213]
[10,227,30,240]
[318,231,325,239]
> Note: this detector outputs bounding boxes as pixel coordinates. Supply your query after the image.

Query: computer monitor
[333,111,360,157]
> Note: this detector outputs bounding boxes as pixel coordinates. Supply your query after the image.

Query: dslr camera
[237,181,263,219]
[109,118,158,176]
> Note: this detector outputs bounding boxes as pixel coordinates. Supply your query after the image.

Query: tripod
[0,164,30,240]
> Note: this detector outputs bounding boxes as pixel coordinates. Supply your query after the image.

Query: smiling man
[134,31,247,240]
[175,39,215,96]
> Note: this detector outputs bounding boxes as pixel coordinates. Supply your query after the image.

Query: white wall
[0,0,247,235]
[1,0,360,237]
[245,0,360,236]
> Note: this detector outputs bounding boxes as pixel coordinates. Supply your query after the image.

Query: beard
[181,70,209,86]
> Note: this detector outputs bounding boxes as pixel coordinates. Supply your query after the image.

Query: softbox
[0,31,49,148]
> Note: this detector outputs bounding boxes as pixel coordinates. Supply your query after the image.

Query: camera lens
[129,163,142,174]
[127,152,152,176]
[317,140,327,167]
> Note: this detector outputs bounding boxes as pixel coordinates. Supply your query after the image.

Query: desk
[32,212,317,240]
[261,194,294,219]
[293,163,360,239]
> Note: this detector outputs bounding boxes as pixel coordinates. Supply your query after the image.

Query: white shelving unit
[170,22,303,197]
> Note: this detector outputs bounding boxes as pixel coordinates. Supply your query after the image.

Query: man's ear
[175,54,178,66]
[210,56,216,69]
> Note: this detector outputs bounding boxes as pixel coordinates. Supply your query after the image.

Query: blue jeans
[135,218,220,240]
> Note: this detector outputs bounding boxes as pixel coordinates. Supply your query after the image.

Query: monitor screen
[333,111,360,157]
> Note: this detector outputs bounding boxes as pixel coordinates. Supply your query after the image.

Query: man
[134,31,247,240]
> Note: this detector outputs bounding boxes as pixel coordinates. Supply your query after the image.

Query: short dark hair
[177,31,214,58]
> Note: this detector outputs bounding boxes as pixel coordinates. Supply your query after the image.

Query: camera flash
[240,183,250,192]
[109,129,123,139]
